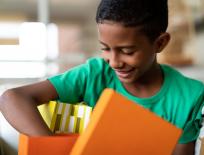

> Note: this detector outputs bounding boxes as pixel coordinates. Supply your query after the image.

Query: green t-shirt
[48,57,204,144]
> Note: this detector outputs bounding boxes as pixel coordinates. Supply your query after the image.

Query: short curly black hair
[96,0,168,42]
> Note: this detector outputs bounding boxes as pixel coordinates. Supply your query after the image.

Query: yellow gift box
[38,101,92,134]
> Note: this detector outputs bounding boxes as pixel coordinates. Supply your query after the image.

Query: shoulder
[85,57,114,77]
[161,64,204,106]
[161,64,204,93]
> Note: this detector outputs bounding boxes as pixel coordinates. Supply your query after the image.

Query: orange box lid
[70,88,182,155]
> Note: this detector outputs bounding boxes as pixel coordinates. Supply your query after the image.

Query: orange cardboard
[18,133,78,155]
[70,88,182,155]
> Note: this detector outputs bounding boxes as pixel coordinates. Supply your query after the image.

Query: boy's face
[98,22,158,84]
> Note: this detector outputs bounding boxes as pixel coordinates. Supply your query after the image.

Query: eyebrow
[99,41,138,49]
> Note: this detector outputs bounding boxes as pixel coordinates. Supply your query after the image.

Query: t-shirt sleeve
[178,87,204,144]
[48,63,89,103]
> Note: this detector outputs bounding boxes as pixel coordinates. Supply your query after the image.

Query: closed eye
[122,49,134,55]
[101,48,110,51]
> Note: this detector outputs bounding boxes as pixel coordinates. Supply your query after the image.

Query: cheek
[124,53,152,68]
[136,51,155,63]
[125,54,144,66]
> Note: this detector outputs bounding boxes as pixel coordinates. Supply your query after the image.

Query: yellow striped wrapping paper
[38,101,92,134]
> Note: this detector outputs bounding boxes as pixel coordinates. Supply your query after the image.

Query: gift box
[20,89,182,155]
[38,101,92,134]
[18,133,78,155]
[18,102,92,155]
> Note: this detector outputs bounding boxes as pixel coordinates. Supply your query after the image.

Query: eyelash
[101,48,110,51]
[101,48,134,55]
[123,51,134,55]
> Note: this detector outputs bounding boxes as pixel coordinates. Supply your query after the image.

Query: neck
[123,63,164,98]
[137,63,162,85]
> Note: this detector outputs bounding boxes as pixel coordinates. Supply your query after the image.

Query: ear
[154,32,170,53]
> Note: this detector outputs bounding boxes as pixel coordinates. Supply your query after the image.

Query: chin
[118,77,135,84]
[117,73,140,84]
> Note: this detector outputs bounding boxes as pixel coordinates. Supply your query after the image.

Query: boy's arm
[172,141,195,155]
[0,80,58,136]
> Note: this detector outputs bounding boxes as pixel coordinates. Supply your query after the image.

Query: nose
[109,51,123,69]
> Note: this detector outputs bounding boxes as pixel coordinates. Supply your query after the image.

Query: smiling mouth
[114,69,134,78]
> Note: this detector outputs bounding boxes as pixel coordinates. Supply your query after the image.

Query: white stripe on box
[78,106,85,118]
[68,116,75,133]
[60,104,71,131]
[57,103,64,114]
[83,107,92,130]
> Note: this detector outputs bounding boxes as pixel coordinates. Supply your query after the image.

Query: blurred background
[0,0,203,155]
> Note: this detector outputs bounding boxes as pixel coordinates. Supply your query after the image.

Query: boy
[0,0,204,154]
